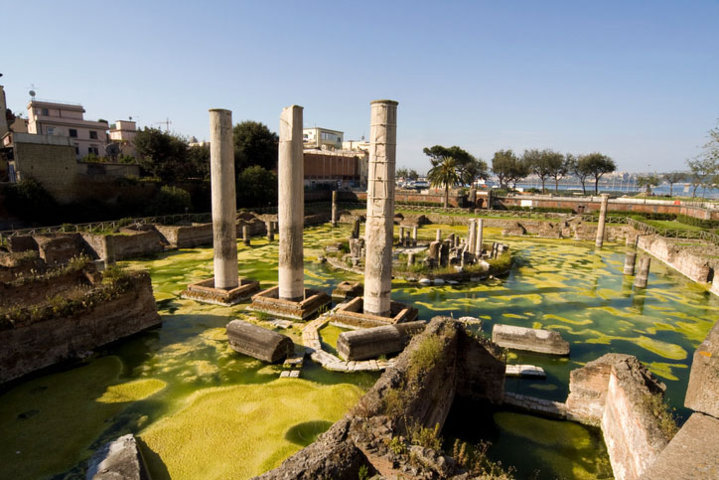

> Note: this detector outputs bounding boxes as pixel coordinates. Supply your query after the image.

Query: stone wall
[684,320,719,418]
[255,318,505,479]
[13,141,78,203]
[637,234,716,283]
[0,267,91,309]
[81,228,166,261]
[0,272,160,384]
[154,223,213,248]
[566,354,673,480]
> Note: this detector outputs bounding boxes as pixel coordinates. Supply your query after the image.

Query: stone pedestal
[412,226,418,246]
[595,194,610,248]
[436,229,442,242]
[210,109,238,289]
[278,105,305,301]
[363,100,397,317]
[242,225,250,246]
[266,221,274,242]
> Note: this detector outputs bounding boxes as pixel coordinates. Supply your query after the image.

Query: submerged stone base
[331,280,363,300]
[329,296,418,328]
[181,277,260,306]
[336,321,426,361]
[250,286,331,320]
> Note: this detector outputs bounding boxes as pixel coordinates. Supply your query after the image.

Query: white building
[303,127,343,150]
[27,100,108,158]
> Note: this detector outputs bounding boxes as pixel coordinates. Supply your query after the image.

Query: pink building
[109,120,138,157]
[27,100,108,158]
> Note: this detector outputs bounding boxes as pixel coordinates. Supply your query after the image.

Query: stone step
[505,364,546,378]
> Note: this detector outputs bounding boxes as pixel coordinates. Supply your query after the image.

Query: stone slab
[492,324,570,355]
[684,320,719,418]
[505,364,546,378]
[226,320,294,363]
[639,413,719,480]
[86,434,149,480]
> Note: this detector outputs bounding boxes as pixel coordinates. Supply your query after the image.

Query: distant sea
[511,182,719,199]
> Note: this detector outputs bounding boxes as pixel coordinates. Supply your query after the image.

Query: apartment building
[27,100,108,158]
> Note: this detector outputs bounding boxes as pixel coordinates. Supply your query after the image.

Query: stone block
[226,320,294,363]
[181,277,260,306]
[86,434,149,480]
[336,321,426,361]
[492,324,570,355]
[684,320,719,418]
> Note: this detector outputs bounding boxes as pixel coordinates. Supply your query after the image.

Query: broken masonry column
[331,190,338,227]
[436,229,442,242]
[634,256,651,288]
[363,99,398,317]
[467,219,476,256]
[412,226,418,246]
[475,218,484,256]
[209,108,239,289]
[242,225,251,246]
[266,221,274,242]
[278,105,305,301]
[595,193,610,248]
[623,251,637,275]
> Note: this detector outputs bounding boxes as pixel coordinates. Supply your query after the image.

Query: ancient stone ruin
[226,320,294,363]
[182,109,260,305]
[250,105,330,319]
[492,323,570,355]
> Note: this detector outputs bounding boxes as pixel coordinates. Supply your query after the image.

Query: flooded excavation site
[2,101,718,480]
[1,222,717,480]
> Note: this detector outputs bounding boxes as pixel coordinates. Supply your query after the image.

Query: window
[46,127,55,135]
[89,146,99,155]
[69,129,78,138]
[89,130,98,140]
[75,146,79,155]
[41,108,49,116]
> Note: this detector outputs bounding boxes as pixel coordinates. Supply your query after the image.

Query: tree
[567,154,590,195]
[236,166,278,207]
[491,149,528,189]
[233,121,279,172]
[663,172,685,197]
[686,156,716,198]
[186,144,210,180]
[134,127,191,183]
[427,156,461,208]
[636,175,661,196]
[578,153,615,194]
[423,145,487,207]
[523,149,565,193]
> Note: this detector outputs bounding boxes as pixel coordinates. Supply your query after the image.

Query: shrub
[147,185,192,215]
[4,177,59,224]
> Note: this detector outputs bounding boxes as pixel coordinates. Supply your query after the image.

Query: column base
[249,286,331,320]
[329,297,418,328]
[181,277,260,306]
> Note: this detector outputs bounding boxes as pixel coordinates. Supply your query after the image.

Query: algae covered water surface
[0,223,715,480]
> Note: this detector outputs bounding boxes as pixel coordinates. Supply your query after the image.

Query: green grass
[643,220,705,233]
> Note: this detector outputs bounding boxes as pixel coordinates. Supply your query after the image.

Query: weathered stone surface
[256,317,506,479]
[331,280,363,300]
[684,320,719,418]
[336,321,426,361]
[226,319,294,363]
[634,256,651,288]
[492,324,570,355]
[596,193,610,248]
[566,354,673,480]
[505,364,546,378]
[250,286,331,320]
[181,277,260,306]
[278,105,305,301]
[637,235,714,283]
[35,233,86,265]
[638,413,719,480]
[330,297,418,328]
[0,271,160,384]
[210,108,239,289]
[624,251,637,275]
[86,434,149,480]
[155,222,213,248]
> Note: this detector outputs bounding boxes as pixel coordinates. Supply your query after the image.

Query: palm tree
[427,157,461,208]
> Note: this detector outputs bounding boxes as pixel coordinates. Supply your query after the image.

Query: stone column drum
[467,219,476,255]
[209,109,238,289]
[278,105,305,301]
[364,100,398,317]
[595,194,610,248]
[623,251,637,276]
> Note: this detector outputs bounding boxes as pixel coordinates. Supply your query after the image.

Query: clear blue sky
[3,0,718,173]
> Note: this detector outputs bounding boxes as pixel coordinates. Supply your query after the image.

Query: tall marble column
[595,194,610,248]
[364,100,398,316]
[467,219,476,255]
[209,109,238,289]
[278,105,305,301]
[331,190,338,227]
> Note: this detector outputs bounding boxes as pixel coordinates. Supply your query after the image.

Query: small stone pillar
[467,219,476,255]
[486,189,493,210]
[242,225,251,246]
[436,229,442,242]
[412,226,418,246]
[475,218,484,256]
[364,99,398,317]
[352,219,361,239]
[407,252,415,267]
[209,109,238,289]
[278,105,305,301]
[0,85,8,137]
[266,221,274,242]
[331,190,338,227]
[634,257,651,288]
[398,226,405,245]
[623,251,637,275]
[595,194,610,248]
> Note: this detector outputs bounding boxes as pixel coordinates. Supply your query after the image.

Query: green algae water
[0,223,716,479]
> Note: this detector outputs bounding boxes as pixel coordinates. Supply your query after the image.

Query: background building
[27,100,108,158]
[302,127,343,150]
[109,120,138,157]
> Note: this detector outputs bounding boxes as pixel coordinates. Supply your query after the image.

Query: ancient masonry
[595,193,610,248]
[182,109,259,305]
[250,105,330,319]
[363,100,398,317]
